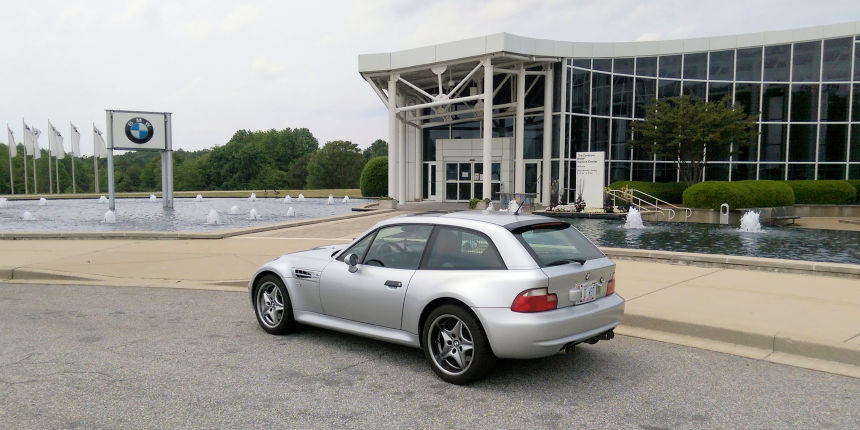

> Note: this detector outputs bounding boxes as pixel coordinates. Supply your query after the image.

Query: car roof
[400,210,559,230]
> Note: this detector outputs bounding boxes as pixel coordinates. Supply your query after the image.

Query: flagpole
[48,154,53,194]
[32,155,37,194]
[71,157,76,193]
[55,156,60,193]
[22,119,28,194]
[7,149,13,195]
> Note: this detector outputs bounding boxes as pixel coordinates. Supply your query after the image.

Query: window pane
[852,164,860,180]
[762,84,788,121]
[708,82,732,103]
[788,124,817,161]
[458,183,470,200]
[818,164,845,180]
[459,163,471,180]
[363,225,433,270]
[491,163,501,181]
[855,84,860,122]
[524,116,543,159]
[759,163,785,180]
[734,83,760,116]
[820,84,849,122]
[494,73,512,106]
[491,183,501,200]
[492,117,513,137]
[705,164,729,181]
[610,162,630,182]
[446,163,457,180]
[735,132,758,162]
[682,81,706,100]
[731,163,756,180]
[658,80,680,99]
[611,119,630,161]
[515,224,605,266]
[614,58,634,75]
[760,124,787,161]
[593,59,611,72]
[819,124,848,162]
[524,74,545,109]
[654,163,677,182]
[792,41,821,82]
[423,126,448,161]
[591,118,609,153]
[788,164,814,180]
[658,55,681,78]
[338,231,376,262]
[636,57,657,77]
[763,45,790,82]
[451,121,480,139]
[856,42,860,80]
[424,227,505,270]
[612,75,633,117]
[570,69,590,114]
[632,162,653,181]
[473,183,483,200]
[853,126,860,162]
[572,59,590,68]
[591,72,611,116]
[571,115,589,154]
[634,78,657,118]
[552,116,560,158]
[736,47,763,81]
[683,52,707,80]
[709,50,734,80]
[446,183,457,200]
[790,84,819,122]
[822,37,852,81]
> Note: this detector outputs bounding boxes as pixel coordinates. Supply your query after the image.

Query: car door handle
[384,280,402,288]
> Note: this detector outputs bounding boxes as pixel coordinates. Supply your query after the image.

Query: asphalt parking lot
[1,283,857,429]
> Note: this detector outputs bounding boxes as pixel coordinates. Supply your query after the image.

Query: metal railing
[606,187,692,221]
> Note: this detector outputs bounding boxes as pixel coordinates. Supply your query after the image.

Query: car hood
[274,244,344,274]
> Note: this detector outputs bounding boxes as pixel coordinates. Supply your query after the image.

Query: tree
[362,139,388,160]
[360,156,388,197]
[306,140,366,189]
[629,95,758,183]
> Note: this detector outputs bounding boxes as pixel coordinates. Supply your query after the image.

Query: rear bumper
[473,293,625,359]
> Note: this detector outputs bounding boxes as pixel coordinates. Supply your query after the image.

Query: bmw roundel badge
[125,117,154,144]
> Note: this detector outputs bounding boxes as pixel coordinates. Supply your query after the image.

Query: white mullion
[757,47,765,179]
[785,43,794,180]
[846,41,857,179]
[814,40,824,179]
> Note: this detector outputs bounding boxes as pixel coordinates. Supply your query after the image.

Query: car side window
[336,231,376,262]
[362,225,433,270]
[422,227,506,270]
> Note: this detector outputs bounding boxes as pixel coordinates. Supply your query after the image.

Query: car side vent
[293,269,319,280]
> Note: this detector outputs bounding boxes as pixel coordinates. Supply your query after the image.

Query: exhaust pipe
[585,329,615,344]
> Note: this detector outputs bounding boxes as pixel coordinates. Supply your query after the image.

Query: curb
[601,247,860,279]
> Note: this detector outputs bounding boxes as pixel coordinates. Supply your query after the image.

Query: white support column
[514,65,526,194]
[482,58,493,201]
[541,65,553,206]
[387,75,397,199]
[414,110,423,200]
[398,94,407,205]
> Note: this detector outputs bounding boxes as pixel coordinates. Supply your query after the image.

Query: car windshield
[514,223,604,267]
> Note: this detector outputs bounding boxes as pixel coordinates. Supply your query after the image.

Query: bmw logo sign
[125,117,154,144]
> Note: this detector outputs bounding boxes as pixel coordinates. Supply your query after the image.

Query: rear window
[513,223,604,267]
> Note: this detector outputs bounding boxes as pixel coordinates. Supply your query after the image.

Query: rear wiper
[545,258,586,267]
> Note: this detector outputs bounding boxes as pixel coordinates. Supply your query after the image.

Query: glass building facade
[558,35,860,199]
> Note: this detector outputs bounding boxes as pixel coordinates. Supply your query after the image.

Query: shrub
[359,156,387,197]
[683,180,794,210]
[608,181,688,204]
[468,198,480,209]
[849,180,860,203]
[785,180,857,205]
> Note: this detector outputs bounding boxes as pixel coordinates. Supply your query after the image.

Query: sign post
[105,110,174,211]
[574,152,605,208]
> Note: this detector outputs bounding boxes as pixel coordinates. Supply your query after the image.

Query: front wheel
[253,274,296,335]
[422,304,496,384]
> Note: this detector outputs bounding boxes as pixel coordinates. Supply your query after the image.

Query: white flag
[7,125,15,159]
[55,134,65,160]
[49,121,65,159]
[22,120,34,156]
[93,125,107,158]
[32,127,41,160]
[70,122,81,157]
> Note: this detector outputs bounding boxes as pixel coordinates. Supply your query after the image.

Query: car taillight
[606,274,616,296]
[511,287,557,313]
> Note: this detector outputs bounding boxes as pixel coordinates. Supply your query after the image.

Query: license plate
[577,283,596,304]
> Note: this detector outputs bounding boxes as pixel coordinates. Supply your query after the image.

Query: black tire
[253,274,296,335]
[422,304,496,384]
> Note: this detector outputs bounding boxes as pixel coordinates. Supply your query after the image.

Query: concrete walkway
[0,210,857,378]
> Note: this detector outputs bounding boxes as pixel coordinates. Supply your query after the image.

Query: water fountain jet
[286,207,295,217]
[249,193,257,202]
[624,207,645,229]
[149,194,157,201]
[298,193,305,201]
[103,210,116,224]
[206,209,221,225]
[342,196,350,203]
[284,195,292,204]
[739,210,764,233]
[249,208,260,220]
[327,194,334,205]
[38,197,47,206]
[21,211,34,220]
[195,194,203,202]
[98,196,108,203]
[0,197,7,208]
[229,206,240,214]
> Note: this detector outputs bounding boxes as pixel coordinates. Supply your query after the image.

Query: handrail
[607,187,692,221]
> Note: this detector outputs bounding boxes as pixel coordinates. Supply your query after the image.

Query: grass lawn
[1,189,363,200]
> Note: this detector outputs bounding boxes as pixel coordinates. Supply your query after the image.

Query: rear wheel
[422,304,496,384]
[253,274,295,335]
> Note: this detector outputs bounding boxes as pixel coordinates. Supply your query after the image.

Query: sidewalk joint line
[843,331,860,343]
[625,267,725,302]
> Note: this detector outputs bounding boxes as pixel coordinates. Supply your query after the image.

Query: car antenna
[513,199,523,216]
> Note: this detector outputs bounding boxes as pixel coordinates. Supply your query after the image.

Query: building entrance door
[524,161,542,202]
[443,160,502,202]
[423,162,437,200]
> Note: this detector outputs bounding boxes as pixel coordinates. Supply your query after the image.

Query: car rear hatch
[541,258,615,308]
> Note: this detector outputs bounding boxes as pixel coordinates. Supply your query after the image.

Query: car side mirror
[345,253,359,273]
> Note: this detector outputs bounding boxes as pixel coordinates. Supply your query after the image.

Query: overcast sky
[1,0,858,155]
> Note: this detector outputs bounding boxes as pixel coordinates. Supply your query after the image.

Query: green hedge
[846,180,860,203]
[785,180,857,205]
[607,181,688,204]
[682,180,794,210]
[359,156,388,197]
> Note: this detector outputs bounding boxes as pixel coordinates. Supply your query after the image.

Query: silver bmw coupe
[249,211,624,384]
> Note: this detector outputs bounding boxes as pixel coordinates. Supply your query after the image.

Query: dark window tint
[759,163,785,180]
[654,163,677,182]
[423,126,448,161]
[658,55,681,78]
[658,80,680,99]
[492,117,513,137]
[591,118,609,153]
[524,116,544,159]
[736,47,763,81]
[569,69,590,114]
[731,163,756,180]
[514,223,604,267]
[682,81,706,100]
[593,59,612,72]
[423,227,505,270]
[855,43,860,80]
[764,45,790,82]
[683,53,707,80]
[446,163,457,180]
[820,84,849,122]
[591,73,611,116]
[760,124,787,161]
[632,162,653,181]
[337,231,376,262]
[790,84,819,122]
[788,124,817,162]
[572,59,591,68]
[571,115,589,154]
[612,75,633,117]
[451,121,479,139]
[709,50,734,80]
[822,38,852,81]
[819,124,848,162]
[818,164,846,180]
[634,78,657,118]
[705,164,729,181]
[851,126,860,162]
[855,84,860,122]
[734,83,760,116]
[363,225,433,270]
[762,84,788,121]
[614,58,634,75]
[552,116,560,158]
[735,131,759,162]
[792,41,821,82]
[611,119,630,161]
[788,164,814,180]
[708,82,732,103]
[636,57,657,77]
[610,162,630,182]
